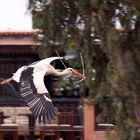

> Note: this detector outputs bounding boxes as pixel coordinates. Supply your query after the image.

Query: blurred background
[0,0,140,140]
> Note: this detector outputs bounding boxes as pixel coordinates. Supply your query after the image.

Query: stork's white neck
[45,65,71,77]
[52,69,70,77]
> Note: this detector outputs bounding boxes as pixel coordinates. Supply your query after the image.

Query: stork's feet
[0,78,11,85]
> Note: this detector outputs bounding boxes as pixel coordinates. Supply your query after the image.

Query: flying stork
[0,56,85,124]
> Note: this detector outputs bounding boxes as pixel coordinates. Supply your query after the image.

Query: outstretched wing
[19,67,57,124]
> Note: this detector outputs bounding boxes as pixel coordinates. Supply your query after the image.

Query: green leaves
[29,0,140,139]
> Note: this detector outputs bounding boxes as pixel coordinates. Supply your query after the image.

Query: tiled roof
[0,29,36,35]
[0,29,41,45]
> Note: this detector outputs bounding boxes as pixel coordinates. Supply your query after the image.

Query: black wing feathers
[19,67,57,124]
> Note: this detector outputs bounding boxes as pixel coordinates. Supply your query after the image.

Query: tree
[28,0,140,139]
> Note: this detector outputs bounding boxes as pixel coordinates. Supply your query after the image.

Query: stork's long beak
[71,69,86,79]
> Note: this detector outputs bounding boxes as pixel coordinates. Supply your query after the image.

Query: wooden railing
[0,108,83,126]
[58,112,82,126]
[0,97,82,127]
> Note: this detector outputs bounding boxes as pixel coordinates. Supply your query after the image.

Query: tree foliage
[28,0,140,139]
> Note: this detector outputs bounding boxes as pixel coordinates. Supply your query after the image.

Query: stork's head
[67,68,85,79]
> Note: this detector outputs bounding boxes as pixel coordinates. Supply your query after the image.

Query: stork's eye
[69,69,73,74]
[68,68,74,74]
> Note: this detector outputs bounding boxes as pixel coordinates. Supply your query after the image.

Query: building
[0,30,83,140]
[0,30,117,140]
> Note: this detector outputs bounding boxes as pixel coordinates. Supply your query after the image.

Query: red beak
[71,69,85,79]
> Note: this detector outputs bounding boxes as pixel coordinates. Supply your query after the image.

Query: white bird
[0,56,85,124]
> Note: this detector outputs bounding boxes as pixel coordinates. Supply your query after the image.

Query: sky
[0,0,123,31]
[0,0,32,30]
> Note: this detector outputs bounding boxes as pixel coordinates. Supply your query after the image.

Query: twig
[74,52,86,84]
[55,50,68,69]
[80,52,85,77]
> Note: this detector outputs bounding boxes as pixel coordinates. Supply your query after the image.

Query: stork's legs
[0,78,12,85]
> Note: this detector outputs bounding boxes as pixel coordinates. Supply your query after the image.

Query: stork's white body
[12,57,64,94]
[12,66,27,82]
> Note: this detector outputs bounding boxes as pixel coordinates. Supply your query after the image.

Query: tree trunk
[115,44,140,94]
[111,38,140,130]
